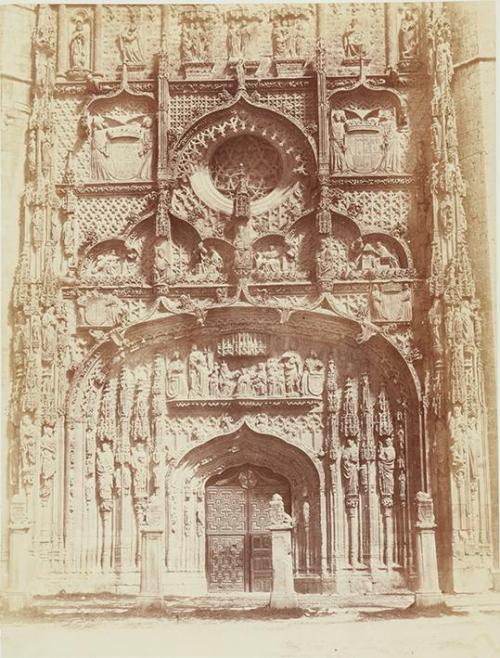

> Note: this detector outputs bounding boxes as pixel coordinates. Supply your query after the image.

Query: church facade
[2,2,497,597]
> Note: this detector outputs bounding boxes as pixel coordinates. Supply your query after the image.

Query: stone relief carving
[330,107,407,175]
[7,2,490,599]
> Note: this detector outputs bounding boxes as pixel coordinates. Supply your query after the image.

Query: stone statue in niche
[153,239,171,283]
[119,18,144,65]
[370,283,412,323]
[130,442,148,499]
[40,425,56,499]
[188,346,211,398]
[398,9,419,61]
[182,22,209,63]
[330,111,348,173]
[377,435,396,500]
[227,20,252,61]
[342,438,360,496]
[282,353,302,397]
[41,308,57,359]
[167,352,188,399]
[342,18,367,63]
[69,19,88,71]
[272,15,307,60]
[96,442,115,511]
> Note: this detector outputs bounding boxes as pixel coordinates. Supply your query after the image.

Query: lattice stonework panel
[337,190,412,233]
[75,195,150,246]
[170,93,224,136]
[259,90,316,129]
[54,96,88,184]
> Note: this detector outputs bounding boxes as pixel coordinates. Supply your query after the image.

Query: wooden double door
[205,465,291,592]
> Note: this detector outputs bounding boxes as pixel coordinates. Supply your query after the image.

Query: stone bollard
[138,499,164,609]
[268,493,298,609]
[414,492,444,607]
[6,494,31,612]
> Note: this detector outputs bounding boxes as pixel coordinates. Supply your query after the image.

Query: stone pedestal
[183,61,215,80]
[6,495,31,611]
[268,494,297,609]
[138,528,164,605]
[274,58,306,78]
[269,525,298,609]
[414,492,444,607]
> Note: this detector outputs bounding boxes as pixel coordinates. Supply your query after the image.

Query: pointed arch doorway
[205,464,291,592]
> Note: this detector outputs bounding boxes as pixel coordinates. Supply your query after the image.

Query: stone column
[138,500,164,607]
[268,494,298,609]
[414,492,443,607]
[6,494,32,611]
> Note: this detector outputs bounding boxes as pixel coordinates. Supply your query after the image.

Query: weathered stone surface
[1,3,496,604]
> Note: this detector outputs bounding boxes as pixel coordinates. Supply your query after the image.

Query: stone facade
[1,3,497,597]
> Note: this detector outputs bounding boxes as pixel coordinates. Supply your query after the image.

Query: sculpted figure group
[165,347,326,400]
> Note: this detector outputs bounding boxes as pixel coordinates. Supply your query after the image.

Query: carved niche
[79,81,155,183]
[180,7,216,80]
[270,6,313,77]
[66,9,92,79]
[329,86,409,176]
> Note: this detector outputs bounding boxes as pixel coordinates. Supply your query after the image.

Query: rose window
[209,135,283,201]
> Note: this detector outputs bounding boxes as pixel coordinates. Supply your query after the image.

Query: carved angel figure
[119,21,144,65]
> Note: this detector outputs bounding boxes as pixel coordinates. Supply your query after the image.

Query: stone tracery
[4,2,494,600]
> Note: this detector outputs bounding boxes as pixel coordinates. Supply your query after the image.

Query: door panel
[206,465,291,592]
[207,535,245,591]
[249,533,273,592]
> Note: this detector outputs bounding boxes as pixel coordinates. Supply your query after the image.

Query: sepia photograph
[0,1,497,657]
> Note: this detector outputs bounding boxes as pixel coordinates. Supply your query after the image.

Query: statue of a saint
[69,20,87,70]
[399,10,419,60]
[166,352,188,399]
[330,111,348,172]
[136,116,153,180]
[342,18,365,60]
[119,20,144,65]
[96,442,115,511]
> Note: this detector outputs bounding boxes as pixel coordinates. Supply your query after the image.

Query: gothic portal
[2,3,497,598]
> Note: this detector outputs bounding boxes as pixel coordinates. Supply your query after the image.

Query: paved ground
[2,593,500,658]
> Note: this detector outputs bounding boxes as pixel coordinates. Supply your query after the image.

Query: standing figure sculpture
[330,111,348,173]
[119,20,144,65]
[399,9,419,60]
[69,20,87,70]
[342,18,366,60]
